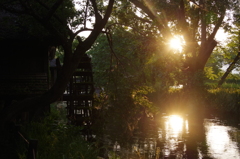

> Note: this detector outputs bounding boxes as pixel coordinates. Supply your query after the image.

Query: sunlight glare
[160,114,186,157]
[168,115,183,132]
[169,36,184,53]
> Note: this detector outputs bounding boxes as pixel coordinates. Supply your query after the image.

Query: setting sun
[169,36,185,52]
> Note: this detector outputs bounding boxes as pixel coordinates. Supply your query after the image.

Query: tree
[87,11,192,145]
[103,2,238,156]
[114,0,236,87]
[88,27,159,145]
[0,0,114,127]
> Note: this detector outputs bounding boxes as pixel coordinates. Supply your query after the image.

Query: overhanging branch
[129,0,171,39]
[218,51,240,87]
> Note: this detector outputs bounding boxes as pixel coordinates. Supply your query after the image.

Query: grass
[205,81,240,113]
[17,102,98,159]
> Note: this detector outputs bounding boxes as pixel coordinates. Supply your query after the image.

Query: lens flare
[169,36,185,53]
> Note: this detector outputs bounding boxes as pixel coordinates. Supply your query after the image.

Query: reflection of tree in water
[129,112,159,158]
[106,112,158,159]
[131,138,157,158]
[185,116,207,158]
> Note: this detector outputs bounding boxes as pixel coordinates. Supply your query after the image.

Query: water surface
[157,114,240,158]
[116,114,240,158]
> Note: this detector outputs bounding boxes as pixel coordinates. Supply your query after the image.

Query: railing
[16,126,38,159]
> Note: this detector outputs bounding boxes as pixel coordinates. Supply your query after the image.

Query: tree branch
[208,11,225,41]
[79,0,114,52]
[90,0,102,23]
[129,0,155,20]
[218,51,240,87]
[196,9,225,70]
[200,0,206,44]
[187,0,208,11]
[84,0,90,28]
[129,0,171,39]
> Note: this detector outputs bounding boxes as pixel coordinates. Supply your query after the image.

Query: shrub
[18,103,98,159]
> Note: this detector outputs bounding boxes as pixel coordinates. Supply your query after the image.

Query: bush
[18,103,98,159]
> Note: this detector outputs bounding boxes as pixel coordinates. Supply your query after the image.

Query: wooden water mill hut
[0,9,60,121]
[63,54,94,130]
[0,8,95,130]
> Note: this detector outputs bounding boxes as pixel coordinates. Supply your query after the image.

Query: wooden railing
[16,125,38,159]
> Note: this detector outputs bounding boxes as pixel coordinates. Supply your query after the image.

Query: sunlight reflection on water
[159,115,187,157]
[159,115,240,158]
[205,119,240,159]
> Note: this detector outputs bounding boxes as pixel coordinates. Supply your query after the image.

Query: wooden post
[27,139,38,159]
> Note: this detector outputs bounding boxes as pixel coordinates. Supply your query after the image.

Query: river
[112,113,240,159]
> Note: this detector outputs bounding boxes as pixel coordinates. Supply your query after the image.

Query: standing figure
[49,46,61,87]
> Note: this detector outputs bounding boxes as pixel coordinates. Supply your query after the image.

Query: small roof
[0,9,60,46]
